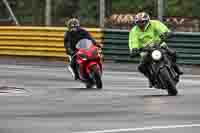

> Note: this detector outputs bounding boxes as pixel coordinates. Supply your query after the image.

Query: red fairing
[75,40,102,80]
[86,60,102,74]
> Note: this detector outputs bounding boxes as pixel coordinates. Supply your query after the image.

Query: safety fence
[102,29,200,64]
[0,26,102,58]
[0,26,200,65]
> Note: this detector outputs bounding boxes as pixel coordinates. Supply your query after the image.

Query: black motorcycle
[139,43,180,96]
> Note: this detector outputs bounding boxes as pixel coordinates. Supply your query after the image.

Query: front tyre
[90,65,103,89]
[160,67,178,96]
[86,82,93,88]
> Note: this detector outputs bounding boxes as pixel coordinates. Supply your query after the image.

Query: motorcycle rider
[129,12,183,88]
[64,18,101,80]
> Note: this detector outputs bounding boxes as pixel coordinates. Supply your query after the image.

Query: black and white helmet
[134,12,150,24]
[65,18,80,31]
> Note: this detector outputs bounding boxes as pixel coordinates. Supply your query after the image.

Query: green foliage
[0,0,9,18]
[192,1,200,17]
[78,0,99,26]
[51,0,98,26]
[166,0,194,17]
[112,0,156,16]
[7,0,45,25]
[2,0,200,26]
[53,0,79,18]
[111,0,200,17]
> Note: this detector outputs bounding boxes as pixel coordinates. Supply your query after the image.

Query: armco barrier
[1,27,200,65]
[102,29,200,64]
[0,26,103,58]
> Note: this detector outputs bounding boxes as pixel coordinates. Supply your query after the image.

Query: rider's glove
[96,43,103,48]
[67,48,73,55]
[130,48,140,58]
[160,32,172,41]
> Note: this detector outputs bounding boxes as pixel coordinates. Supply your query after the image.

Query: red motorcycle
[70,39,103,89]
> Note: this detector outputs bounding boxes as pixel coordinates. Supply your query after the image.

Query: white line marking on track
[74,124,200,133]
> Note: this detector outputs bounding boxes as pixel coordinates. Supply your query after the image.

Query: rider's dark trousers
[138,53,153,82]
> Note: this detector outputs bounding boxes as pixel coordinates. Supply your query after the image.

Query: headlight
[151,50,162,61]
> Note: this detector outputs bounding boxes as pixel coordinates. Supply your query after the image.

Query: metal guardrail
[102,29,200,64]
[0,27,200,65]
[0,26,103,58]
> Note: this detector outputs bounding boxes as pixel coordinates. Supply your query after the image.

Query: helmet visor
[136,20,148,25]
[70,26,78,31]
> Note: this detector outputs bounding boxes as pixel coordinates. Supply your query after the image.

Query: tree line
[0,0,199,26]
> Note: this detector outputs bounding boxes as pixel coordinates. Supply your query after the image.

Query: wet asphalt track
[0,60,200,133]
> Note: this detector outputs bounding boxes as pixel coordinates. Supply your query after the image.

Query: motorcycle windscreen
[76,39,93,50]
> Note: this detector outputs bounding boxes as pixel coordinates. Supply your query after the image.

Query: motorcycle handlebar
[140,43,163,52]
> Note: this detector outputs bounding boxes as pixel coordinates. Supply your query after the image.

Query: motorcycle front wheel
[86,82,93,88]
[160,67,178,96]
[90,64,103,89]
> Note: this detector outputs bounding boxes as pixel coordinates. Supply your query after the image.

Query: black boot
[73,66,80,80]
[74,70,80,80]
[144,72,155,88]
[148,79,154,88]
[173,64,183,75]
[148,77,156,88]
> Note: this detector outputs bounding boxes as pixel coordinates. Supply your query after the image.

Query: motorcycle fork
[152,58,170,89]
[151,62,163,88]
[156,60,176,89]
